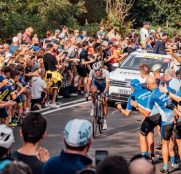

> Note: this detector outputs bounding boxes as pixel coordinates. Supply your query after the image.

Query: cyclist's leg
[90,85,97,116]
[99,83,108,117]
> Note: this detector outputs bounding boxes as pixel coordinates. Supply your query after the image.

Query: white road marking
[42,101,91,115]
[37,98,86,112]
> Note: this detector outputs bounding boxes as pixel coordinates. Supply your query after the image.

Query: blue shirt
[127,88,158,116]
[176,88,181,122]
[19,76,27,87]
[42,150,92,174]
[0,78,15,101]
[147,88,173,123]
[9,45,20,54]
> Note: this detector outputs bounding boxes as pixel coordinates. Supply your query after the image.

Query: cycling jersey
[147,88,173,123]
[89,69,110,84]
[0,82,15,101]
[127,88,158,116]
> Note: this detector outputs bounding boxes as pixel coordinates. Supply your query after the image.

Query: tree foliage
[0,0,180,38]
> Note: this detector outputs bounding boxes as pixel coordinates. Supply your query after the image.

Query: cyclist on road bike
[87,62,110,130]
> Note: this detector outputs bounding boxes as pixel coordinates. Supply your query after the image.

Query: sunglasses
[95,69,101,72]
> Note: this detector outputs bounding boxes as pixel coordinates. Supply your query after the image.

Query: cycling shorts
[92,80,106,93]
[0,108,8,118]
[161,123,174,141]
[175,122,181,139]
[140,114,161,136]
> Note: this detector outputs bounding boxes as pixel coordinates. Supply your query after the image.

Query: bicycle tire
[91,116,97,138]
[98,98,103,134]
[91,100,99,138]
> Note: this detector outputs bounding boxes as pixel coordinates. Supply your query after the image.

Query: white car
[108,52,180,103]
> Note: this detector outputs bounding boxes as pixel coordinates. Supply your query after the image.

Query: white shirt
[140,28,149,42]
[31,77,46,99]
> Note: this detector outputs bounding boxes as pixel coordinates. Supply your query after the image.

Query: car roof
[130,51,172,59]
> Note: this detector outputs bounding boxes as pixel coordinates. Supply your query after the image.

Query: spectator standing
[9,37,20,55]
[12,112,49,174]
[140,22,150,43]
[42,119,93,174]
[153,33,168,54]
[22,27,33,45]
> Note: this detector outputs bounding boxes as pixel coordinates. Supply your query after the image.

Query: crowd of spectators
[0,22,180,174]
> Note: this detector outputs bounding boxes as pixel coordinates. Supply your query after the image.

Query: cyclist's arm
[103,70,110,94]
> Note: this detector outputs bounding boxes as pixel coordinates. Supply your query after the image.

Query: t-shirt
[42,150,92,174]
[127,88,158,116]
[0,79,15,101]
[31,77,46,99]
[140,28,149,42]
[12,151,44,174]
[9,45,20,54]
[147,88,174,123]
[169,78,181,93]
[43,53,58,71]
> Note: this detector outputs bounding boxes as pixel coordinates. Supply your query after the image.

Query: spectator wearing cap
[0,124,15,172]
[9,37,20,55]
[42,119,93,174]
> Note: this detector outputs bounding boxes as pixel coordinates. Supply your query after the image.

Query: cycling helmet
[92,62,101,70]
[0,124,14,149]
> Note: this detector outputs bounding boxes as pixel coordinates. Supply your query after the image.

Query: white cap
[0,124,15,149]
[64,119,92,147]
[12,36,19,43]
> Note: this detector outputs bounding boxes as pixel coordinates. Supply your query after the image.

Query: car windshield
[120,54,169,73]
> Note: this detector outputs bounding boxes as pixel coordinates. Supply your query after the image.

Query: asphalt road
[12,97,181,174]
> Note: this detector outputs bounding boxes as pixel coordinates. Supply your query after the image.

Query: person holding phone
[116,79,159,162]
